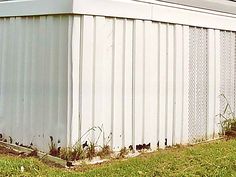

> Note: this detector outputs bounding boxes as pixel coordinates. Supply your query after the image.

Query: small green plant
[218,94,236,136]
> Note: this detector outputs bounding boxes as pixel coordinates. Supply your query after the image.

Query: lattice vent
[189,27,208,142]
[220,31,236,117]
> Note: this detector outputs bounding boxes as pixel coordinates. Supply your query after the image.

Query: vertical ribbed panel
[0,16,70,151]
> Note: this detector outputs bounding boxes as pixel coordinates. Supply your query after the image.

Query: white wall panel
[68,15,221,151]
[148,22,158,150]
[47,17,60,147]
[93,16,106,146]
[143,20,154,148]
[166,24,174,146]
[102,18,113,146]
[70,16,80,146]
[158,23,167,148]
[80,16,94,143]
[112,18,124,150]
[133,20,144,148]
[0,16,70,151]
[123,19,133,148]
[22,17,33,146]
[174,25,183,145]
[182,26,189,144]
[215,30,221,137]
[59,16,70,147]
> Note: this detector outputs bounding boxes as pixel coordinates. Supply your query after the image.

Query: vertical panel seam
[132,20,136,149]
[142,21,145,144]
[157,23,161,146]
[67,15,73,146]
[172,25,177,145]
[165,23,169,142]
[122,19,126,148]
[92,16,96,142]
[111,18,116,148]
[181,25,184,142]
[78,15,84,141]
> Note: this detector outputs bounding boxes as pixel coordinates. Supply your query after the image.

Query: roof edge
[157,0,236,15]
[0,0,73,17]
[0,0,236,18]
[1,0,236,31]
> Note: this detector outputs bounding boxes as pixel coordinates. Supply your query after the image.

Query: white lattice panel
[220,31,236,117]
[189,27,208,142]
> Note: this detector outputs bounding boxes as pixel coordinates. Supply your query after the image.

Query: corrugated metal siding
[70,15,229,150]
[0,16,70,151]
[71,15,191,150]
[0,13,234,152]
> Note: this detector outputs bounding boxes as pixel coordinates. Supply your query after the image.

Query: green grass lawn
[1,139,236,176]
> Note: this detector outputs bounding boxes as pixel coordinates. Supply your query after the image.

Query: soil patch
[0,145,22,156]
[225,130,236,140]
[0,143,65,168]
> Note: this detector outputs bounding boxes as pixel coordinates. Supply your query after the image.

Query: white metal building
[0,0,235,152]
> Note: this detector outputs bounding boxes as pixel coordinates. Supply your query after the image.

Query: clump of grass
[86,142,96,160]
[117,147,129,159]
[73,144,86,160]
[60,144,85,161]
[97,145,112,159]
[96,127,113,159]
[221,119,236,137]
[59,147,73,161]
[218,94,236,136]
[53,126,115,161]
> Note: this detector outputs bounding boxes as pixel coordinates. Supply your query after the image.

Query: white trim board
[0,0,73,17]
[157,0,236,16]
[1,0,236,31]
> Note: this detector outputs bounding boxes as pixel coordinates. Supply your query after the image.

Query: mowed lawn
[1,139,236,177]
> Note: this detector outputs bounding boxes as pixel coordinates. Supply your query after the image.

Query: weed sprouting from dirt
[217,94,236,137]
[117,147,129,159]
[27,148,38,157]
[59,147,73,161]
[49,136,59,157]
[86,142,96,160]
[97,144,112,159]
[49,126,115,161]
